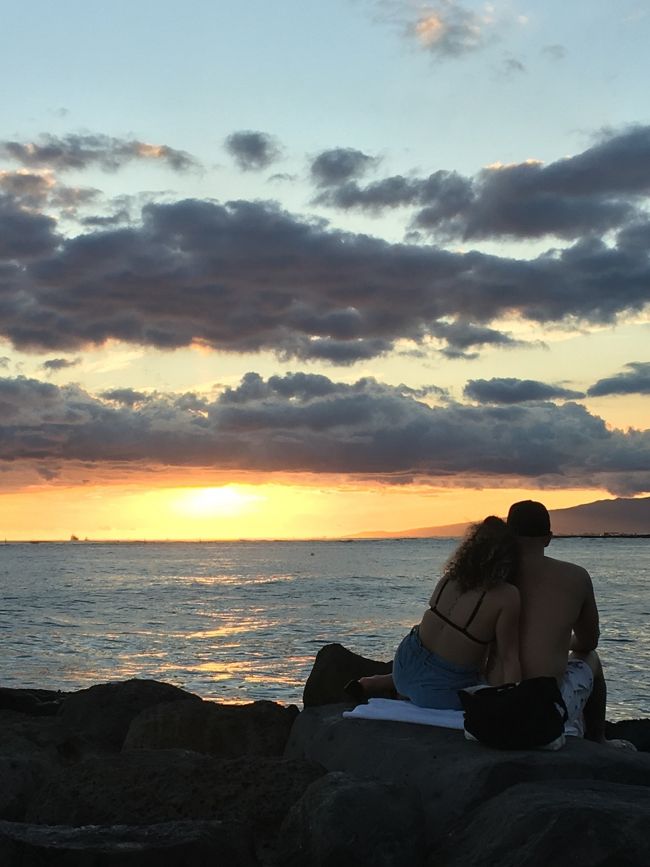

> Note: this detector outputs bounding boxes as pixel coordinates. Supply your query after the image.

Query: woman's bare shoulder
[489,581,521,605]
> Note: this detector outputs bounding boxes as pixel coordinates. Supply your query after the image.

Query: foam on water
[0,538,647,719]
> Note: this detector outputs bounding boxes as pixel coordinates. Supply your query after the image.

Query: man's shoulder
[544,555,590,582]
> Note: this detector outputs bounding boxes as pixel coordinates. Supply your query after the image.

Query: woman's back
[392,516,521,709]
[418,576,519,669]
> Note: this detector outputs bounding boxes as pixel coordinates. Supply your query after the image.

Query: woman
[351,516,521,709]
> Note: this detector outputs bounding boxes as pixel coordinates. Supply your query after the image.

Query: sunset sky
[1,0,649,539]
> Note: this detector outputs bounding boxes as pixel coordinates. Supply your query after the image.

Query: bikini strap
[432,577,450,608]
[464,589,487,629]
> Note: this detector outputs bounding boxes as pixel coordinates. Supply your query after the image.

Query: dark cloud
[42,357,81,372]
[587,362,650,397]
[502,56,526,75]
[0,134,198,173]
[0,373,648,495]
[310,148,378,187]
[0,171,101,219]
[317,126,650,242]
[100,388,151,406]
[0,193,59,259]
[431,322,524,359]
[0,196,649,361]
[315,170,472,217]
[224,131,282,171]
[464,378,584,404]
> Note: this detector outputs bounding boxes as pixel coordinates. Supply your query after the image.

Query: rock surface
[277,771,426,867]
[303,643,392,707]
[1,667,649,865]
[0,819,257,867]
[27,749,324,832]
[57,678,201,751]
[430,780,650,867]
[286,703,650,848]
[124,697,298,757]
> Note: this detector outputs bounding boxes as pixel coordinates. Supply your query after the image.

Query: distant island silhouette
[353,496,650,539]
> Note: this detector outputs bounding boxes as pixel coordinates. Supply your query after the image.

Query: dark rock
[303,643,392,707]
[58,678,202,751]
[605,717,650,751]
[0,819,257,866]
[124,698,299,757]
[0,710,85,763]
[0,756,50,821]
[430,780,650,867]
[27,749,325,835]
[277,771,426,867]
[0,687,65,716]
[287,704,650,845]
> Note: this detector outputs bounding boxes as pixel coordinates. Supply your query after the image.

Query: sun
[172,486,263,517]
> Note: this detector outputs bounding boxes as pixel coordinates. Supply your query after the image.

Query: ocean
[1,538,648,721]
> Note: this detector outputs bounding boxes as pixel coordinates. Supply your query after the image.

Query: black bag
[459,676,568,750]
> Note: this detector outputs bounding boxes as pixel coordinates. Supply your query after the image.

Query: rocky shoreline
[1,644,649,865]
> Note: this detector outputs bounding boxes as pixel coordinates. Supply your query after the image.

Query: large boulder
[277,771,426,867]
[57,679,201,751]
[286,704,650,846]
[303,643,392,707]
[0,710,84,763]
[605,718,650,752]
[26,749,325,835]
[124,698,298,757]
[0,819,257,867]
[0,687,65,716]
[430,780,650,867]
[0,756,51,821]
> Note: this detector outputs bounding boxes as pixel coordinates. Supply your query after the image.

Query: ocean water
[0,538,648,721]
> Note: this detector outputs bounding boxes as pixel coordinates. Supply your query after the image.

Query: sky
[1,0,649,539]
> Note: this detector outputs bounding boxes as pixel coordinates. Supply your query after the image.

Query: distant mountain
[353,497,650,539]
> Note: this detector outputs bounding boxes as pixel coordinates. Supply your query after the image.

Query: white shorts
[560,658,594,737]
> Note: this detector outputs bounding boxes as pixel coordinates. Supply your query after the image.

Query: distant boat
[70,534,80,542]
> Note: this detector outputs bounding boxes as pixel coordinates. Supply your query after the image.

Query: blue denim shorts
[392,626,483,710]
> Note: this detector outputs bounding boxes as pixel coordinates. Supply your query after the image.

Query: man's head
[506,500,552,539]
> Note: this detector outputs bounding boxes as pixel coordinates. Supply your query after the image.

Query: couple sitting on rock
[351,500,634,749]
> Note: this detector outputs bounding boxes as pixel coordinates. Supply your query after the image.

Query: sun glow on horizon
[171,486,265,518]
[0,478,617,542]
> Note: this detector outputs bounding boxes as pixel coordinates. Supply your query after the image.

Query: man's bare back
[505,500,637,750]
[516,550,599,683]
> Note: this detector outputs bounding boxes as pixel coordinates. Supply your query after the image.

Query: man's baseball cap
[506,500,552,537]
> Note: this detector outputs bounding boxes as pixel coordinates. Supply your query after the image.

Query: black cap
[506,500,551,537]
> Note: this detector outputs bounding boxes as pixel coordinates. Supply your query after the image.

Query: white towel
[342,697,465,730]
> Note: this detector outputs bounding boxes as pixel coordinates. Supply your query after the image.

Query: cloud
[310,148,378,187]
[0,134,198,173]
[542,44,566,60]
[0,193,59,259]
[1,195,649,361]
[587,362,650,397]
[431,321,524,359]
[409,2,491,58]
[0,373,648,495]
[501,55,526,75]
[464,378,584,404]
[316,125,650,242]
[224,131,282,171]
[42,357,81,372]
[0,357,9,369]
[100,387,151,406]
[0,170,101,221]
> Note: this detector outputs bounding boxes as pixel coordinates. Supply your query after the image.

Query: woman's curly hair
[441,515,518,592]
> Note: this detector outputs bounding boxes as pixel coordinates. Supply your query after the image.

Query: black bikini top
[429,577,491,645]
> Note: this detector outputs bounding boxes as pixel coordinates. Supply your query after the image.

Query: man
[506,499,634,748]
